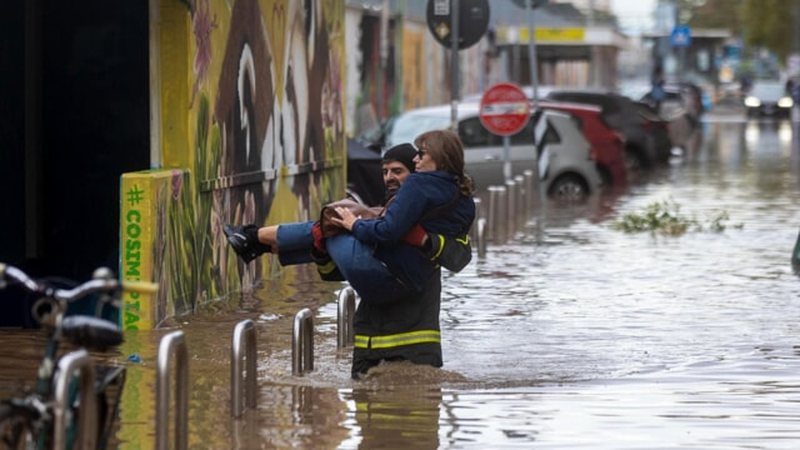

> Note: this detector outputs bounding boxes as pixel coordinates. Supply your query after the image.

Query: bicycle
[0,263,156,449]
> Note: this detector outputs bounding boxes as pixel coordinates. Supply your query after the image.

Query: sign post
[479,82,531,181]
[670,25,692,78]
[427,0,490,130]
[512,0,548,104]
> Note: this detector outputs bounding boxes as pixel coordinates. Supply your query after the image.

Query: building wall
[343,3,625,133]
[122,0,347,328]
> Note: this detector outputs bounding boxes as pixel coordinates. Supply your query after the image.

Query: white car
[533,110,602,200]
[380,102,602,201]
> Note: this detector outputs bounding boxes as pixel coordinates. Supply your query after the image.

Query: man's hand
[330,206,360,231]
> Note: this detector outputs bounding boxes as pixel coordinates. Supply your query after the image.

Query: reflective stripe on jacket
[354,329,441,349]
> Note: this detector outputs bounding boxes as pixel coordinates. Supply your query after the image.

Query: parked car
[538,100,627,187]
[546,89,672,170]
[346,137,384,206]
[532,109,603,200]
[377,101,602,200]
[640,81,706,126]
[743,81,793,117]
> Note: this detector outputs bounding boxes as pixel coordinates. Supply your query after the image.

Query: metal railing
[231,319,257,418]
[156,331,188,450]
[292,308,314,376]
[53,349,97,450]
[337,287,357,349]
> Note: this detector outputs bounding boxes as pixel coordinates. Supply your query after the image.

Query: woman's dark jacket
[350,170,475,293]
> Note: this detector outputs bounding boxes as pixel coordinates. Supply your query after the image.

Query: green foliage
[741,0,798,62]
[682,0,743,34]
[611,199,742,236]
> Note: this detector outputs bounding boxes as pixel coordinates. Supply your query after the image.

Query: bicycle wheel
[95,364,127,449]
[0,403,37,450]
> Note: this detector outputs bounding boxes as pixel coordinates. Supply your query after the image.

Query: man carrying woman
[225,130,475,377]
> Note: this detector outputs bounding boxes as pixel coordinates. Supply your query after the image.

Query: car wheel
[547,174,588,202]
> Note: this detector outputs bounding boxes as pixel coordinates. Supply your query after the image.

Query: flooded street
[3,113,800,449]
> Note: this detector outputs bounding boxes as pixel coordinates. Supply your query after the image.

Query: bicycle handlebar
[0,263,158,303]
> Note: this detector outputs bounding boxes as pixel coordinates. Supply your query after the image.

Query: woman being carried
[326,129,475,303]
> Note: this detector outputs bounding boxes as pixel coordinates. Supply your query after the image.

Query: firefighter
[330,130,475,378]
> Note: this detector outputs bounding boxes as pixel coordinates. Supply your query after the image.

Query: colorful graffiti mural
[121,0,346,328]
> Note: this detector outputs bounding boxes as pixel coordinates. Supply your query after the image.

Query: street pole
[378,0,389,121]
[526,2,539,106]
[450,0,460,132]
[794,1,800,123]
[525,0,544,241]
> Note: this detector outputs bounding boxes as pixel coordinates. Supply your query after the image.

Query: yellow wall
[121,0,346,328]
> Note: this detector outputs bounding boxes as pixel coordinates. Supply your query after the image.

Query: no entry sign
[479,82,531,136]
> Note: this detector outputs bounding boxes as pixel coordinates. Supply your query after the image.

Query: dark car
[346,137,384,206]
[546,90,672,170]
[641,81,705,127]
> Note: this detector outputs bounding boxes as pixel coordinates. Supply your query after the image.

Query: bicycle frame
[0,264,155,450]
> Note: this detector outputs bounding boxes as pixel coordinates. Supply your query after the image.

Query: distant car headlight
[778,96,794,108]
[744,96,761,107]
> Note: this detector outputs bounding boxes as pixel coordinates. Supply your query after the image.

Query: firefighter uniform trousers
[351,270,443,378]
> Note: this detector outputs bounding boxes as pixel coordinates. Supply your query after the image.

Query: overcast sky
[611,0,656,17]
[611,0,657,33]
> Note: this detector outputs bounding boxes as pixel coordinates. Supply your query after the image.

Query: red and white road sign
[479,82,531,136]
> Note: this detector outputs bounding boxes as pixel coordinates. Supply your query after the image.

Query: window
[458,117,491,147]
[536,121,560,157]
[509,119,535,146]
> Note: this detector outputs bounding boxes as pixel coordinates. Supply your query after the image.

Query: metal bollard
[337,287,357,349]
[231,319,257,418]
[476,217,487,258]
[487,186,505,244]
[292,308,314,376]
[514,174,526,225]
[53,349,97,450]
[157,331,189,450]
[506,179,518,238]
[524,169,535,220]
[470,197,483,245]
[486,187,500,243]
[494,186,508,243]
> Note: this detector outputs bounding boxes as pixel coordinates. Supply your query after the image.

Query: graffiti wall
[121,0,346,328]
[399,19,487,111]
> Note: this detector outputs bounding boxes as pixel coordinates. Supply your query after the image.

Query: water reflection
[341,384,442,449]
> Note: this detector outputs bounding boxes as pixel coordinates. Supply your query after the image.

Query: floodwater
[3,111,800,449]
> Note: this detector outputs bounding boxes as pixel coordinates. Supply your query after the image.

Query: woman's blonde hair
[414,129,474,196]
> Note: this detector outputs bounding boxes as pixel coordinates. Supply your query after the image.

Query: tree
[740,0,796,62]
[681,0,743,35]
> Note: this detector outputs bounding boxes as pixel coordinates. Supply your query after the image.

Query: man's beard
[385,182,400,193]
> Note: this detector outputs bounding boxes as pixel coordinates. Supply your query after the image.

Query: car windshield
[385,113,452,147]
[750,83,785,100]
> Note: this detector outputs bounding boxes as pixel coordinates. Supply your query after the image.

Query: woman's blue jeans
[275,221,316,266]
[276,221,411,303]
